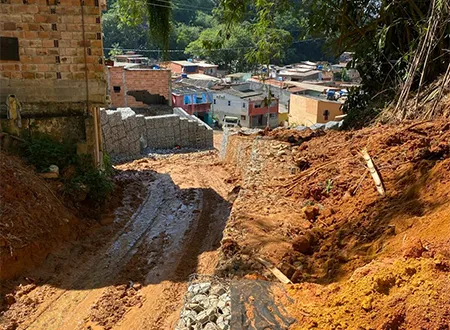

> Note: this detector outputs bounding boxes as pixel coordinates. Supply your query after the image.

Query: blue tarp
[183,95,192,105]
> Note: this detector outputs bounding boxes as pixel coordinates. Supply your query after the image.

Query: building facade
[213,85,279,128]
[107,66,171,108]
[169,60,198,75]
[0,0,107,164]
[169,60,218,77]
[172,85,213,123]
[289,94,343,126]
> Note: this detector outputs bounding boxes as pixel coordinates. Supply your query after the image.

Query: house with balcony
[171,84,213,124]
[212,84,279,128]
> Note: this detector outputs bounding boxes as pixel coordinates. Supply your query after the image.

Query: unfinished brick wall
[107,66,171,108]
[0,0,106,148]
[169,62,183,74]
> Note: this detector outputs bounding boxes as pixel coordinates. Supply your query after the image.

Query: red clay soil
[220,120,450,329]
[0,152,82,280]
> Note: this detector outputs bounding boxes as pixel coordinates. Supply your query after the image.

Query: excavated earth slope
[219,120,450,329]
[0,153,82,280]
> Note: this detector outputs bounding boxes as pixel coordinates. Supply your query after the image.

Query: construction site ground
[1,121,450,330]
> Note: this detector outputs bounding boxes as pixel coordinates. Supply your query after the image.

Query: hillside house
[114,51,152,67]
[289,94,343,126]
[169,60,218,77]
[0,0,107,165]
[172,85,213,123]
[170,60,198,75]
[197,62,218,77]
[278,68,322,82]
[213,84,279,128]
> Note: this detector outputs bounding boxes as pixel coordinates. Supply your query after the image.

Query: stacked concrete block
[179,118,189,147]
[100,107,213,157]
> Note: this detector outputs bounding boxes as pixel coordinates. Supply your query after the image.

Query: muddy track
[19,178,171,329]
[174,189,216,280]
[1,152,233,330]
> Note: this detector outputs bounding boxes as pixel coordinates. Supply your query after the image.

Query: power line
[157,0,216,11]
[145,1,215,13]
[104,38,325,54]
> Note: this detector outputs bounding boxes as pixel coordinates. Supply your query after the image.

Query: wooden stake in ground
[361,148,386,197]
[256,257,293,284]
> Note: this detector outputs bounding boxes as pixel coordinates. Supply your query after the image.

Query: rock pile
[176,280,231,330]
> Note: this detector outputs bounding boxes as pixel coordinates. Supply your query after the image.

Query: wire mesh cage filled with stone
[176,274,231,330]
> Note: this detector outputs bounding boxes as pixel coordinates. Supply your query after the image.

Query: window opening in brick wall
[56,72,61,79]
[113,86,121,93]
[241,115,246,120]
[50,7,56,14]
[54,40,59,47]
[51,23,57,31]
[0,37,19,61]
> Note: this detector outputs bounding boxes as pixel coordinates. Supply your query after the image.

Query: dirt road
[1,147,234,330]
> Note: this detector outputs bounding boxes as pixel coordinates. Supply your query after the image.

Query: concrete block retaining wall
[101,107,213,156]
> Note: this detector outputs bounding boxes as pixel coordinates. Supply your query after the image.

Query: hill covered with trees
[102,0,335,72]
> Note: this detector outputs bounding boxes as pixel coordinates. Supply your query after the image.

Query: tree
[185,23,256,72]
[217,0,449,122]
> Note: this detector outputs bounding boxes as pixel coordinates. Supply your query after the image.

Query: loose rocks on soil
[176,275,231,330]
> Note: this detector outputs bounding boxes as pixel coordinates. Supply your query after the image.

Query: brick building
[0,0,106,164]
[107,66,171,108]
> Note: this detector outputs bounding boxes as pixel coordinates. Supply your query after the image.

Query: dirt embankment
[0,153,82,280]
[219,120,450,329]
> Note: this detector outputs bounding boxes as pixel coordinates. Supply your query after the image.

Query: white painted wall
[212,93,250,127]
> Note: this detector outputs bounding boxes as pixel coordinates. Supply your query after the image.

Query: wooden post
[361,148,386,197]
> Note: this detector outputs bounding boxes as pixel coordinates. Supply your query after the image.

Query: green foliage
[146,0,172,57]
[66,154,114,204]
[342,87,378,129]
[22,133,114,205]
[23,134,77,172]
[186,23,256,72]
[67,169,114,205]
[108,43,123,58]
[105,0,334,63]
[103,153,114,177]
[324,179,333,194]
[217,0,449,123]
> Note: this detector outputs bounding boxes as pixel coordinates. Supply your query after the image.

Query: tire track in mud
[123,186,230,330]
[22,176,201,330]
